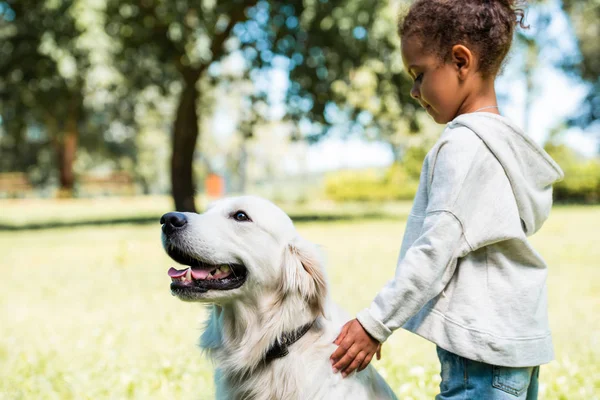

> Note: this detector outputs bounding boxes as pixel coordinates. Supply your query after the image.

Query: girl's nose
[410,84,420,100]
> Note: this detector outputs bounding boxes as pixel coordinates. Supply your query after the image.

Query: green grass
[0,202,598,399]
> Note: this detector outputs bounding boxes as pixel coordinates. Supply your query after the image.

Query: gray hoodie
[356,112,564,367]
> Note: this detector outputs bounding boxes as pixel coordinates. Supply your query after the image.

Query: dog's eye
[232,211,251,222]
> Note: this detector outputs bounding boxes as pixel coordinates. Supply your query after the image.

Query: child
[329,0,564,399]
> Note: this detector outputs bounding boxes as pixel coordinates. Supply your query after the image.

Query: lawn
[0,201,598,399]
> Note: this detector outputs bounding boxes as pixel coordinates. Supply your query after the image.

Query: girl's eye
[232,211,250,222]
[415,73,424,83]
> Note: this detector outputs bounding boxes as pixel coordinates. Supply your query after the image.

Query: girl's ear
[280,236,327,316]
[451,44,474,80]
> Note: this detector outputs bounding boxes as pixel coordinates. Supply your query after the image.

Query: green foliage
[401,145,428,180]
[325,144,426,202]
[325,164,419,202]
[103,0,420,142]
[0,0,86,173]
[561,0,600,130]
[0,0,139,190]
[545,143,600,203]
[561,0,600,83]
[281,1,420,143]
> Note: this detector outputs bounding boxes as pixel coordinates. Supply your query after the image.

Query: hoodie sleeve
[356,128,521,342]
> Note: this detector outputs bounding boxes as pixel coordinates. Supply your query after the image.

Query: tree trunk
[171,81,200,212]
[56,113,79,198]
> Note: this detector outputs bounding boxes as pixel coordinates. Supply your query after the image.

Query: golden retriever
[161,196,397,400]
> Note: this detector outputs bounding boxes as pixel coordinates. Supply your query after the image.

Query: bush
[401,145,429,181]
[324,145,428,203]
[325,164,419,202]
[325,142,600,204]
[545,143,600,204]
[554,160,600,203]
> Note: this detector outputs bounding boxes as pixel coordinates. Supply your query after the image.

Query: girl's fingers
[358,354,374,372]
[330,343,347,365]
[330,333,354,365]
[334,321,351,345]
[332,344,359,373]
[342,351,366,377]
[376,344,382,360]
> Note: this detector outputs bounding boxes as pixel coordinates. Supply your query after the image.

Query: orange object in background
[205,173,225,198]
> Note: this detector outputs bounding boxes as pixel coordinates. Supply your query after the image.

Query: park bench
[78,172,137,196]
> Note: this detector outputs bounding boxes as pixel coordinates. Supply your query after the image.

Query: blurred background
[0,0,598,399]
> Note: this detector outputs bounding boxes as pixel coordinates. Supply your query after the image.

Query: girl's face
[401,37,466,124]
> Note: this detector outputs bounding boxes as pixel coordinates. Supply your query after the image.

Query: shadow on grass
[0,212,406,231]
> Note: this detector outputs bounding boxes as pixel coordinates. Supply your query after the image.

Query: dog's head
[161,196,326,313]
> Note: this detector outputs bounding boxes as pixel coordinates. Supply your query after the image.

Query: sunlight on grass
[0,204,598,399]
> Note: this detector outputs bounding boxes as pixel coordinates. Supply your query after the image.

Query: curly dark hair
[399,0,529,78]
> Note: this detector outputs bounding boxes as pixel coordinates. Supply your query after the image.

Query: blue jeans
[436,346,540,400]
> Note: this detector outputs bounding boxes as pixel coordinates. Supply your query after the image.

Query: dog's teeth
[186,268,192,281]
[221,265,230,273]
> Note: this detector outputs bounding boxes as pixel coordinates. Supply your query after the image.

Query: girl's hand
[330,319,382,377]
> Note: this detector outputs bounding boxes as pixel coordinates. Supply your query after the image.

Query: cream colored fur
[164,196,397,400]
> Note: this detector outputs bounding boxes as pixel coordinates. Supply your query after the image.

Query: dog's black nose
[160,212,187,234]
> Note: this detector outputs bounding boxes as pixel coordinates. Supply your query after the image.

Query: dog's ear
[280,236,327,315]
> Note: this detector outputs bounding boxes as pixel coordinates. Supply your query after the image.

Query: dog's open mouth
[166,246,247,293]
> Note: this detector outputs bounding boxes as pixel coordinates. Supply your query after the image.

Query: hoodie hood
[449,113,564,236]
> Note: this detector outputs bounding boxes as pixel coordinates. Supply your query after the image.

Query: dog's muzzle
[160,212,248,298]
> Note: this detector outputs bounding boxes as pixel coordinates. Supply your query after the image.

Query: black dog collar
[263,321,315,363]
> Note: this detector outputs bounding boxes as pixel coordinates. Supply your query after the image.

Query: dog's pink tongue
[167,266,211,280]
[168,267,189,278]
[191,268,210,280]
